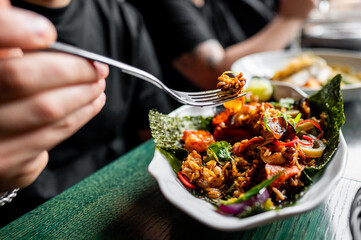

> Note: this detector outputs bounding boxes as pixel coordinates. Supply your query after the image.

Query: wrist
[276,14,305,24]
[273,15,305,31]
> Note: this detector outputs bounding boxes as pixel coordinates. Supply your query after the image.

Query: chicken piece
[232,136,264,157]
[182,130,215,153]
[181,151,203,182]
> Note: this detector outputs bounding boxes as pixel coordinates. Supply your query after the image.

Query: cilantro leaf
[206,141,233,164]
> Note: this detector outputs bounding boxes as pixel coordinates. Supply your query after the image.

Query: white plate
[148,83,348,231]
[231,48,361,102]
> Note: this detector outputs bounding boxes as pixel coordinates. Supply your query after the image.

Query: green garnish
[220,173,281,205]
[158,147,188,173]
[206,141,234,165]
[263,115,272,132]
[294,113,302,124]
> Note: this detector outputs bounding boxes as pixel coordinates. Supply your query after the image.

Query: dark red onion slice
[219,188,270,215]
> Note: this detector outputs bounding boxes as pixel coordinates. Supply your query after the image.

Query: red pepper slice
[302,135,314,143]
[178,171,197,189]
[273,136,298,147]
[298,136,313,146]
[302,135,314,142]
[295,120,323,139]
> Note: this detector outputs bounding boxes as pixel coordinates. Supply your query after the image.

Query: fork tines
[187,89,245,103]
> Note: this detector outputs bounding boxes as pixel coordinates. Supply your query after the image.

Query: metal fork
[47,42,246,107]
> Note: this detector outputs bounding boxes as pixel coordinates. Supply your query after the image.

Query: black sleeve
[129,0,216,60]
[227,0,278,37]
[121,3,173,130]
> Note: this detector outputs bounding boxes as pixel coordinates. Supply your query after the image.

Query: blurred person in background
[129,0,319,108]
[1,0,171,227]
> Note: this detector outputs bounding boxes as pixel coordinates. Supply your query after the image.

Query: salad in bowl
[148,74,346,230]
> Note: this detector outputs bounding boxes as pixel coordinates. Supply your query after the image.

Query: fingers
[0,0,11,9]
[0,7,56,49]
[0,92,106,163]
[0,1,110,192]
[0,79,106,135]
[0,52,109,101]
[0,151,49,191]
[0,48,23,59]
[0,93,106,191]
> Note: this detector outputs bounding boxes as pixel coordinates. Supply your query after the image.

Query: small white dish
[148,83,348,231]
[231,48,361,102]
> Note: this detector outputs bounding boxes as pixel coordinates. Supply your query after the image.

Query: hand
[278,0,319,20]
[0,1,109,192]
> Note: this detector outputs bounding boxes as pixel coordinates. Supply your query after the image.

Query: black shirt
[1,0,171,226]
[129,0,278,107]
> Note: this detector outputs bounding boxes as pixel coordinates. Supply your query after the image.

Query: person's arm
[0,1,108,193]
[173,0,318,90]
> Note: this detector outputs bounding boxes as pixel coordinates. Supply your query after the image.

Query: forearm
[173,39,225,90]
[223,16,304,69]
[173,16,305,90]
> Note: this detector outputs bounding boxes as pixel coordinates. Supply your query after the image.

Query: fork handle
[48,41,167,91]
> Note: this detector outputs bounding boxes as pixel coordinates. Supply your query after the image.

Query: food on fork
[216,71,247,95]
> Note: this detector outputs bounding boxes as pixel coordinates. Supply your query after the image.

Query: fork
[47,42,246,107]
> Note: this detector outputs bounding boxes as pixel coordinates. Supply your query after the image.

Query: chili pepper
[178,171,197,189]
[302,135,314,142]
[298,136,313,146]
[273,136,298,147]
[295,120,323,139]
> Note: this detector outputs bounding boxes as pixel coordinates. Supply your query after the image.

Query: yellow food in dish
[272,53,361,88]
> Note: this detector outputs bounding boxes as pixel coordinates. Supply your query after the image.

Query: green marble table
[1,100,361,240]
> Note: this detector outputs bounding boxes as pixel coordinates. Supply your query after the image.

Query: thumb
[0,0,10,8]
[0,7,57,49]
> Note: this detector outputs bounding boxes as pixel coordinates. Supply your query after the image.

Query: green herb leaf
[206,141,233,164]
[157,146,188,173]
[263,115,272,132]
[294,113,302,124]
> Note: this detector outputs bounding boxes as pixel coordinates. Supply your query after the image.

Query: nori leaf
[304,74,345,177]
[158,146,188,173]
[149,109,212,148]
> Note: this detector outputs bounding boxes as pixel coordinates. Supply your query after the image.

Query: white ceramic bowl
[148,83,348,231]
